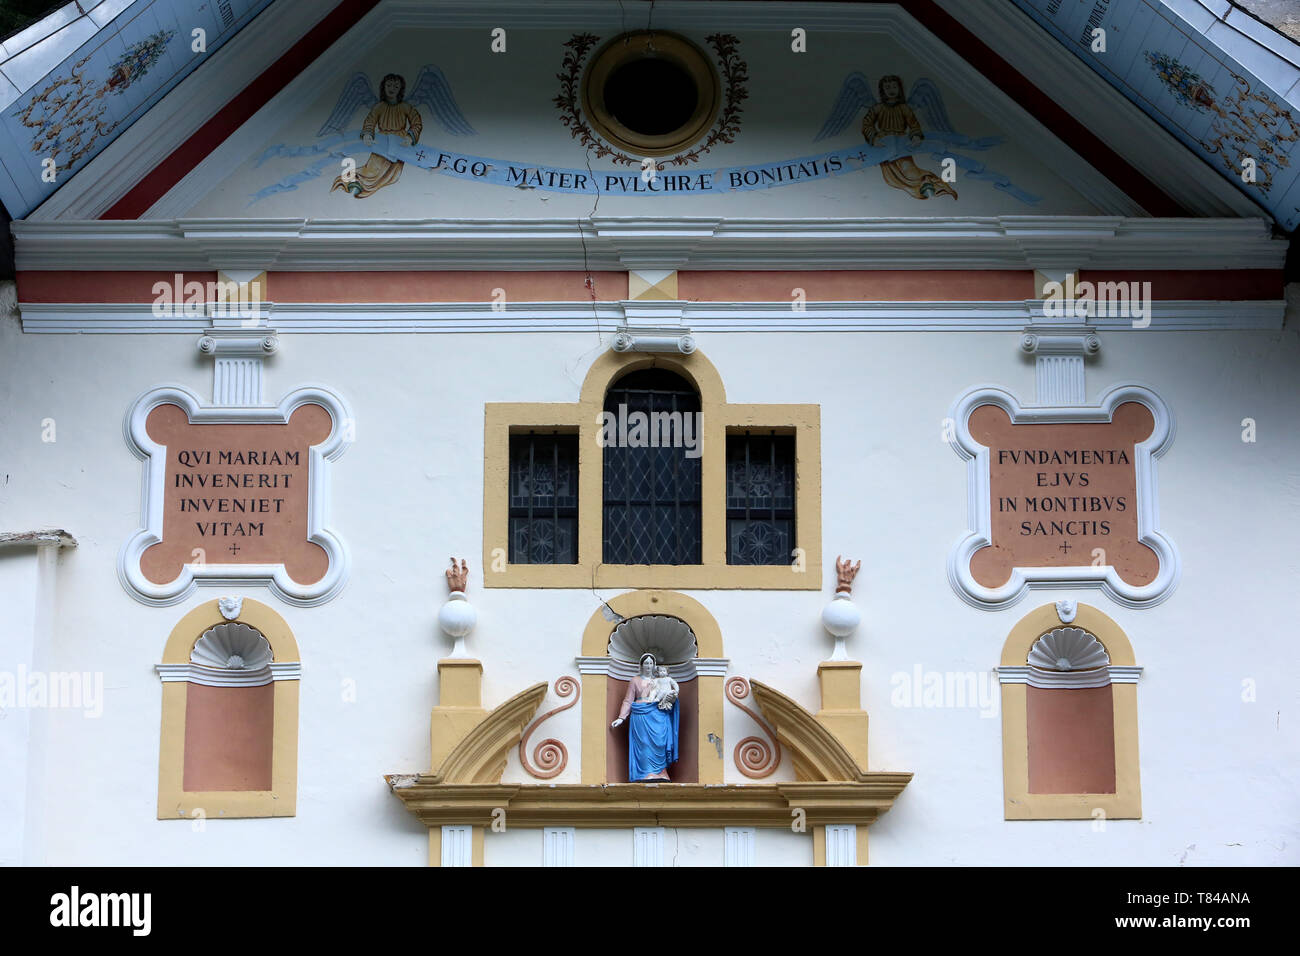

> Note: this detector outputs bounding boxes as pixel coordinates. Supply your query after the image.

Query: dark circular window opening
[581,32,720,157]
[603,58,699,137]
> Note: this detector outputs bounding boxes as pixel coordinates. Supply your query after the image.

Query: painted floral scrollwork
[552,32,748,170]
[667,34,749,167]
[725,677,781,778]
[518,676,581,779]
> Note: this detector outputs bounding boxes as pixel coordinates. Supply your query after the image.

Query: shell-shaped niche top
[192,622,273,671]
[608,614,698,680]
[1026,627,1111,688]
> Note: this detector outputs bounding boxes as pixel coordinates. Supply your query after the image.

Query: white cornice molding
[934,0,1267,222]
[118,382,354,608]
[11,217,1285,272]
[27,0,340,222]
[18,298,1283,334]
[946,382,1181,610]
[0,529,77,550]
[996,664,1143,688]
[156,660,301,687]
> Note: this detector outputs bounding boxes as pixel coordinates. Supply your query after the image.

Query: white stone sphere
[438,591,477,638]
[821,593,861,638]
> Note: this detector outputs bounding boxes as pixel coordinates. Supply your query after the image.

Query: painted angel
[815,72,957,200]
[320,66,475,199]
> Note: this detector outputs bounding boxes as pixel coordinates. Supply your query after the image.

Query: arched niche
[604,614,701,783]
[576,590,728,784]
[997,603,1142,820]
[156,598,300,819]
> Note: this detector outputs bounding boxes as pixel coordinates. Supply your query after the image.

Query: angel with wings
[321,67,475,199]
[816,73,957,200]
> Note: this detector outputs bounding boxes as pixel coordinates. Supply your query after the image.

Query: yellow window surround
[482,348,822,589]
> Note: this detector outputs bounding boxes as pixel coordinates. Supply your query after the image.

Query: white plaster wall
[0,551,39,865]
[1,314,1298,865]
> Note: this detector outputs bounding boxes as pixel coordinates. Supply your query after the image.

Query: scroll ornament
[518,676,581,779]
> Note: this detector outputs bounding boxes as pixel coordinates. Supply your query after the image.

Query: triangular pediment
[31,1,1214,224]
[159,10,1127,220]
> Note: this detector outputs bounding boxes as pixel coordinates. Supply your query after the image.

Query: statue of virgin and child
[610,652,680,782]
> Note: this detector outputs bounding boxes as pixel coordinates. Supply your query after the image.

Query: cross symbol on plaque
[1058,541,1072,555]
[228,543,241,556]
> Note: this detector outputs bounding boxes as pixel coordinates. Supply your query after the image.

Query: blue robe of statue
[628,699,679,781]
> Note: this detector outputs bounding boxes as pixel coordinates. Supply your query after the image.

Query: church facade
[1,0,1297,867]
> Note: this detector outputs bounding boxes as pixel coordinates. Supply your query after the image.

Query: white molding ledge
[996,664,1144,687]
[155,661,301,687]
[118,382,353,607]
[17,299,1283,334]
[0,529,77,550]
[946,382,1181,610]
[11,217,1285,273]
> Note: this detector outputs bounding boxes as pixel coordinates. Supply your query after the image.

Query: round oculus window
[581,32,720,157]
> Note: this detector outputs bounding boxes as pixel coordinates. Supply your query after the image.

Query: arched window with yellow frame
[483,348,821,589]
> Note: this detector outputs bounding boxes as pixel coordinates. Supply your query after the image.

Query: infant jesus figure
[651,666,679,711]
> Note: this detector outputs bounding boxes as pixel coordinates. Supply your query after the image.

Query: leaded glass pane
[602,369,702,564]
[728,519,792,566]
[508,434,578,564]
[510,516,577,564]
[726,434,796,566]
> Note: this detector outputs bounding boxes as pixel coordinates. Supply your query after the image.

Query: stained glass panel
[602,369,702,564]
[508,433,579,564]
[726,434,796,565]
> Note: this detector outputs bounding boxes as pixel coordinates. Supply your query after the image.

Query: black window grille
[726,433,795,565]
[602,369,702,564]
[508,433,579,564]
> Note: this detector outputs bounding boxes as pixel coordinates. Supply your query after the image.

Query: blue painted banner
[251,131,1040,204]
